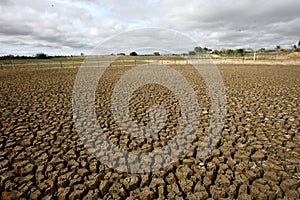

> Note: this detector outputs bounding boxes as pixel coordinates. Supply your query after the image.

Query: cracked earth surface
[0,63,299,199]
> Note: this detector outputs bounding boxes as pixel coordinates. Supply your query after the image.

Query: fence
[1,56,300,70]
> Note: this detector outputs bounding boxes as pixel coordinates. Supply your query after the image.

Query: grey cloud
[151,0,300,49]
[0,23,33,36]
[1,0,14,6]
[0,0,299,55]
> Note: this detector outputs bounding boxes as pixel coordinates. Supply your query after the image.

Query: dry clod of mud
[0,63,299,199]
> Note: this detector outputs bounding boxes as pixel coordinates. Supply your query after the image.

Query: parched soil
[0,63,299,199]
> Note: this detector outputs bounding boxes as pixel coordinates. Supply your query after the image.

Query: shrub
[35,53,48,59]
[130,52,138,56]
[188,51,196,55]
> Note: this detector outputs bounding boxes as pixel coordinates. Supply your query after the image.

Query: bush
[194,47,203,53]
[212,50,220,54]
[130,52,138,56]
[237,49,245,56]
[188,51,196,55]
[226,49,234,54]
[35,53,48,59]
[236,49,244,54]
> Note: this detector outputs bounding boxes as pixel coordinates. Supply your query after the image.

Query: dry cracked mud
[0,62,299,199]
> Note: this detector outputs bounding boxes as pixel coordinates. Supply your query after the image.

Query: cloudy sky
[0,0,300,55]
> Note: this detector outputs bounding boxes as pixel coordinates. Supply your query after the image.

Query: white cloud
[0,0,299,55]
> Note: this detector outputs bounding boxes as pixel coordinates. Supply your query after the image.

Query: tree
[80,53,84,56]
[203,47,209,52]
[130,52,138,56]
[188,51,196,55]
[293,44,300,52]
[298,40,300,47]
[246,48,254,52]
[153,52,160,56]
[236,48,245,54]
[220,49,226,54]
[212,50,220,54]
[259,48,266,52]
[35,53,48,59]
[293,44,297,50]
[194,47,203,53]
[226,49,234,55]
[7,54,14,59]
[276,45,281,51]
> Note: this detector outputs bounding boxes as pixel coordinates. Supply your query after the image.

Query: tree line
[1,40,300,59]
[187,43,300,56]
[0,53,66,60]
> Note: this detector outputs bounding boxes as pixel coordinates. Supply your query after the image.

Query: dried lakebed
[0,63,299,199]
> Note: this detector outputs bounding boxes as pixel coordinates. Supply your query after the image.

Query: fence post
[11,58,15,68]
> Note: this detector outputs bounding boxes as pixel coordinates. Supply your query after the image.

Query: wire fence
[1,55,300,70]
